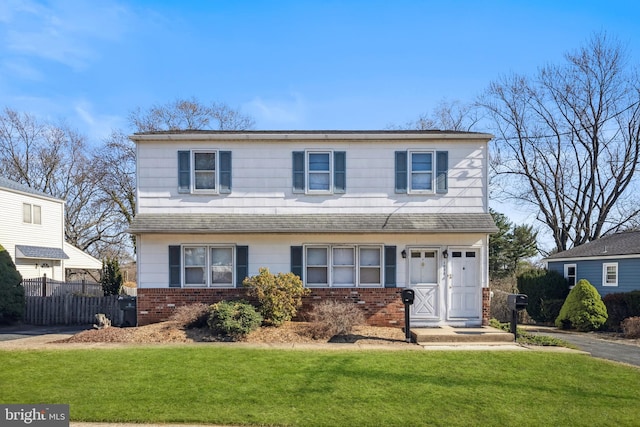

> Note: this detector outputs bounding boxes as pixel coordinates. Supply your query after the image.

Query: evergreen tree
[101,257,123,296]
[0,244,25,324]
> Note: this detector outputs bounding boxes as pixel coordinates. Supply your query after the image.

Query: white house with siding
[129,130,497,327]
[0,177,101,281]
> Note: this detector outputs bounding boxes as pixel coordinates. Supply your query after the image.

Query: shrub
[621,317,640,338]
[555,279,608,331]
[101,258,123,296]
[602,291,640,330]
[207,300,262,339]
[169,303,210,328]
[517,269,569,323]
[308,300,365,338]
[243,267,310,326]
[0,244,25,324]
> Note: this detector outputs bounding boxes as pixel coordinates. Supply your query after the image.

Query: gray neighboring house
[544,230,640,296]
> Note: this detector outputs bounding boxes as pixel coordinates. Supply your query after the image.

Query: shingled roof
[128,213,498,234]
[545,230,640,260]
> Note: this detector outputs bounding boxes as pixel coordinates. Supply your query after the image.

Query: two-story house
[128,130,497,327]
[0,177,101,281]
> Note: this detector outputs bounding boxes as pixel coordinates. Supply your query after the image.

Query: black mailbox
[401,289,415,305]
[507,294,528,311]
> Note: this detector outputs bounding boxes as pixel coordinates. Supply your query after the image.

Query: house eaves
[0,177,64,204]
[544,230,640,261]
[128,213,498,234]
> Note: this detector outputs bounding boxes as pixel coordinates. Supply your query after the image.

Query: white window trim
[304,244,383,288]
[408,150,435,194]
[182,244,234,288]
[22,203,42,225]
[564,264,577,289]
[602,262,618,287]
[192,150,219,194]
[306,150,333,195]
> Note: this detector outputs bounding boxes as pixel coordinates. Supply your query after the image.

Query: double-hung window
[178,150,232,194]
[564,264,577,288]
[603,263,618,287]
[23,203,42,224]
[182,245,234,287]
[305,245,382,287]
[292,150,346,194]
[395,150,448,194]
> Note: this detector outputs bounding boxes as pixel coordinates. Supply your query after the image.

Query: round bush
[555,279,607,331]
[207,300,263,339]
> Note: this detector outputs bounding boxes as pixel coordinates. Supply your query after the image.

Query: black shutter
[220,151,232,193]
[394,151,407,193]
[169,245,181,287]
[236,246,248,288]
[334,151,346,193]
[384,246,397,288]
[178,151,190,193]
[436,151,448,194]
[292,151,305,192]
[291,246,303,280]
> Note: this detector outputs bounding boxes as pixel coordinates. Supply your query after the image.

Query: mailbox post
[401,289,415,343]
[507,294,528,340]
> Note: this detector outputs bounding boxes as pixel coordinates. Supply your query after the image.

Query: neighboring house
[544,230,640,296]
[0,177,101,281]
[128,130,497,327]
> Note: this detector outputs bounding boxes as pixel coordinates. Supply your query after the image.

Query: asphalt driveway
[0,324,91,342]
[527,327,640,367]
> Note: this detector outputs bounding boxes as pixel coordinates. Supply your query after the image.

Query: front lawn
[1,347,639,426]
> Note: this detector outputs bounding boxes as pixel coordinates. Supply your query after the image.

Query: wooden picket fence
[23,295,125,326]
[21,276,102,297]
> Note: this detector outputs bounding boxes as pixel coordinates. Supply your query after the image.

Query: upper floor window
[603,263,618,287]
[293,150,346,194]
[395,150,448,194]
[23,203,41,224]
[178,150,232,194]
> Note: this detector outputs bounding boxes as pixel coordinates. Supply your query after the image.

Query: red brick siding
[137,287,405,327]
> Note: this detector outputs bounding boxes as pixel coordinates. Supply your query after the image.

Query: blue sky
[2,0,639,141]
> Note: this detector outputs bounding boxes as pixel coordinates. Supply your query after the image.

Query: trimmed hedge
[602,291,640,330]
[517,269,569,323]
[207,300,263,339]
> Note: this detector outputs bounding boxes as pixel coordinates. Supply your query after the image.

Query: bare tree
[390,99,481,131]
[480,33,640,252]
[128,97,255,132]
[0,108,126,258]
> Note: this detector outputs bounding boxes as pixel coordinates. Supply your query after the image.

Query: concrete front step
[411,326,514,345]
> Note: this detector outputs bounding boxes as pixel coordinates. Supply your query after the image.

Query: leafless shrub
[169,303,210,328]
[308,300,365,339]
[621,317,640,338]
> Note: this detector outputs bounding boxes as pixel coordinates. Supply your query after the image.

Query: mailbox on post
[401,289,415,343]
[401,289,415,305]
[507,294,528,338]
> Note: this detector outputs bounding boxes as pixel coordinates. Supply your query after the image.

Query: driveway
[0,324,91,342]
[527,327,640,367]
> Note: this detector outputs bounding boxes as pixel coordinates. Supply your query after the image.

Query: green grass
[1,347,639,426]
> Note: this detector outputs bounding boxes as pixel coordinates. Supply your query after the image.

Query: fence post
[42,274,47,297]
[82,279,86,295]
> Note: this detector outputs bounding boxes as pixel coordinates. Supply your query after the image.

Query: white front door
[409,249,440,320]
[448,249,480,318]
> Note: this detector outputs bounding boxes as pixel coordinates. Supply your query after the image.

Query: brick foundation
[137,287,405,327]
[137,287,491,327]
